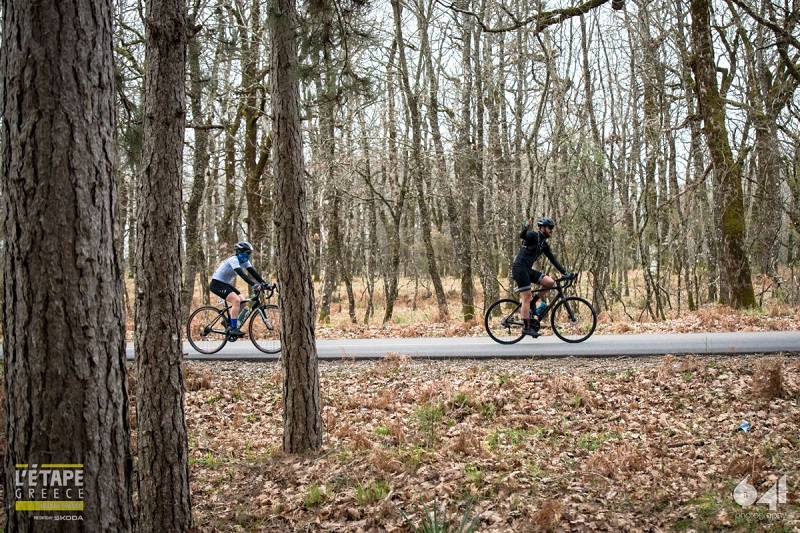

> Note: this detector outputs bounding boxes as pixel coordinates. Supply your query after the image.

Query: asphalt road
[153,330,800,362]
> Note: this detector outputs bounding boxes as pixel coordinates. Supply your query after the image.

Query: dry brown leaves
[183,354,800,532]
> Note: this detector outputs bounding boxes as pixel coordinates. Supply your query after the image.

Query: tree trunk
[269,0,324,453]
[241,1,270,251]
[2,0,134,530]
[318,59,340,323]
[455,8,477,321]
[580,16,612,312]
[690,0,757,308]
[477,26,501,310]
[182,14,210,318]
[391,0,450,320]
[219,112,242,245]
[135,1,193,531]
[380,42,407,324]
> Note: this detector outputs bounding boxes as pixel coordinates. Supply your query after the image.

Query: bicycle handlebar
[555,273,578,288]
[250,284,277,302]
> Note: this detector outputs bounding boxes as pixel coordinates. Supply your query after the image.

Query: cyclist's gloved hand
[253,283,262,292]
[565,272,575,279]
[262,282,273,291]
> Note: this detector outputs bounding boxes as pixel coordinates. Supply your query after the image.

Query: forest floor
[175,354,800,532]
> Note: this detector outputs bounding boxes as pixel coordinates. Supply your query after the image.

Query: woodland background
[3,0,800,530]
[113,0,800,326]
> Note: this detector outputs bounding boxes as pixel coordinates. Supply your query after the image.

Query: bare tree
[182,3,212,317]
[391,0,450,320]
[690,0,756,308]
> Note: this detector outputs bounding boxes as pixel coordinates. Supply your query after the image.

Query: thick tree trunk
[135,1,193,531]
[270,0,323,453]
[2,1,134,530]
[690,0,756,308]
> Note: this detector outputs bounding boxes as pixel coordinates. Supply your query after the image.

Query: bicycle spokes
[249,305,281,354]
[550,297,596,343]
[186,306,229,354]
[485,299,526,345]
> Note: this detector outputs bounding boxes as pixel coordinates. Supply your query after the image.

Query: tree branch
[728,0,800,83]
[436,0,612,34]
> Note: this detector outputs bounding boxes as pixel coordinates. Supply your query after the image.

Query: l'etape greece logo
[14,464,84,513]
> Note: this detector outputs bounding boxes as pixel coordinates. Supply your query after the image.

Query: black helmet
[537,217,555,228]
[234,241,254,253]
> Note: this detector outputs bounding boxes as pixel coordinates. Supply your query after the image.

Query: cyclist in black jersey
[512,217,573,335]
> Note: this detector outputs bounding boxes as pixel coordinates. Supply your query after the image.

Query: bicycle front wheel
[186,306,229,354]
[484,299,526,344]
[249,304,281,354]
[550,297,596,343]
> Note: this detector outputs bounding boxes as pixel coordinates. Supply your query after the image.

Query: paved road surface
[143,330,800,362]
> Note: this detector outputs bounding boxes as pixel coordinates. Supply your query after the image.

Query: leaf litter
[180,353,800,532]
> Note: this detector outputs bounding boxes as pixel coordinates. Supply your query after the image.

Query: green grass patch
[355,479,390,505]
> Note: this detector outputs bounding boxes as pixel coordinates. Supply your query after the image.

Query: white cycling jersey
[211,255,253,286]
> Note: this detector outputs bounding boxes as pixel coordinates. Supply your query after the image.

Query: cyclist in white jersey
[209,241,273,336]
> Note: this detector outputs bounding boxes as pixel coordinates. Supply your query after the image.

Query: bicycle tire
[249,304,281,354]
[484,299,526,344]
[186,306,229,354]
[550,297,596,343]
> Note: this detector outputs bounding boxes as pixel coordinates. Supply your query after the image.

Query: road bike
[484,274,597,344]
[186,285,281,355]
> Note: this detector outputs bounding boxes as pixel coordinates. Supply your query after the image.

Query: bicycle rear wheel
[550,297,596,343]
[484,299,526,344]
[186,306,229,354]
[249,304,281,354]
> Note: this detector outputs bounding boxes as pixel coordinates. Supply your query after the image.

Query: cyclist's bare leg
[226,293,246,321]
[519,289,533,324]
[533,275,556,305]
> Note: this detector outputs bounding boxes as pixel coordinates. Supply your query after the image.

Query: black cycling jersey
[513,227,566,274]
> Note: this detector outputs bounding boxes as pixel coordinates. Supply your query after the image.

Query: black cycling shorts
[511,265,544,292]
[209,279,240,299]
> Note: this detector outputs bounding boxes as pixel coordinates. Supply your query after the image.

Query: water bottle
[238,306,250,322]
[535,301,547,316]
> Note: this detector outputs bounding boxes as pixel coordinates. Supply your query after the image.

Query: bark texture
[690,0,757,308]
[270,0,324,453]
[1,0,133,530]
[134,0,193,530]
